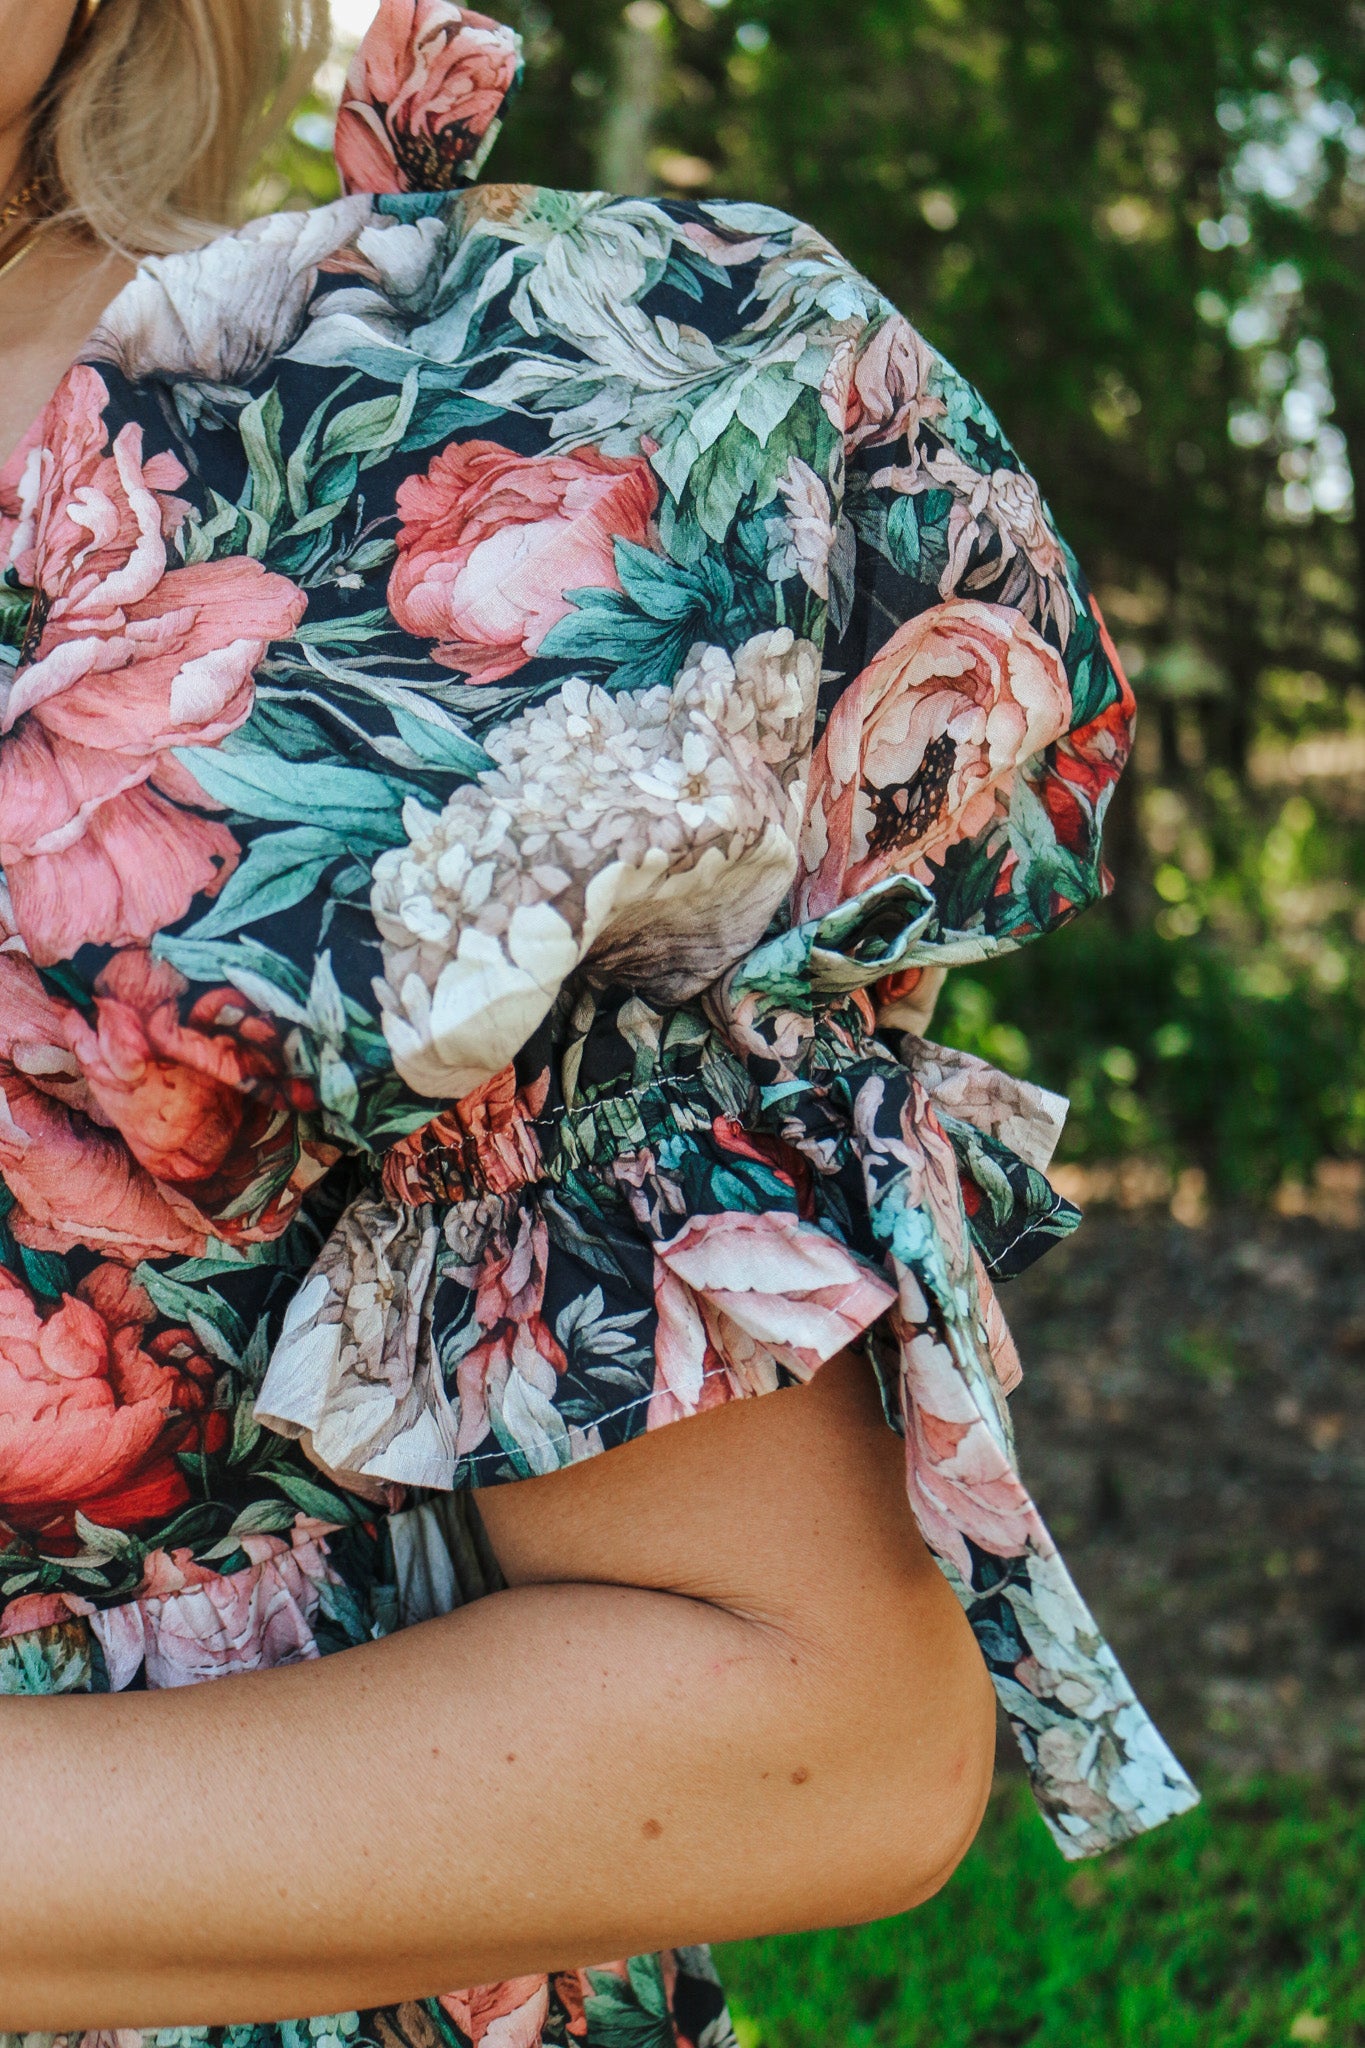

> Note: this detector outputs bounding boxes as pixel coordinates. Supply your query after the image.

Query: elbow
[771,1592,998,1929]
[842,1655,996,1924]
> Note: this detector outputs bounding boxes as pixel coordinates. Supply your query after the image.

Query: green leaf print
[583,1958,674,2048]
[180,825,352,942]
[181,743,408,842]
[153,935,312,1022]
[1068,634,1120,728]
[318,370,420,469]
[0,574,33,651]
[885,492,922,574]
[273,1472,368,1524]
[240,387,289,551]
[390,703,494,777]
[134,1265,248,1364]
[17,1244,70,1301]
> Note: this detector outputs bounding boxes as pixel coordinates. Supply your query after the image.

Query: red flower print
[0,1262,218,1544]
[553,1967,596,2039]
[797,598,1073,919]
[389,439,658,682]
[59,950,335,1245]
[0,952,207,1262]
[336,0,523,197]
[383,1062,549,1203]
[1042,605,1134,855]
[0,365,306,966]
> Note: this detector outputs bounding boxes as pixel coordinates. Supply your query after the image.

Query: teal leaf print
[181,744,408,841]
[583,1958,674,2048]
[152,936,312,1021]
[272,1472,364,1524]
[180,826,352,942]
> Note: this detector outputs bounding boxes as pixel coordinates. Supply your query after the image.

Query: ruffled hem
[252,881,1198,1858]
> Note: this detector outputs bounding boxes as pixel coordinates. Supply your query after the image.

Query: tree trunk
[595,1,667,195]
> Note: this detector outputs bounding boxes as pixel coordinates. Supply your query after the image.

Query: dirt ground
[1001,1206,1365,1789]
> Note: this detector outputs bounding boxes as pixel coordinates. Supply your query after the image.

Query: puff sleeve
[800,298,1135,986]
[251,210,1194,1862]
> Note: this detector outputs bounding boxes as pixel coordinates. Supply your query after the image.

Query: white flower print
[873,441,1078,645]
[370,629,821,1098]
[88,198,376,387]
[766,457,835,600]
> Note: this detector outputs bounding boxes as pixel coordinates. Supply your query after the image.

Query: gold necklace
[0,174,42,240]
[0,174,48,290]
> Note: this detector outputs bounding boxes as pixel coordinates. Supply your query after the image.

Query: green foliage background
[718,1777,1365,2048]
[265,0,1365,1204]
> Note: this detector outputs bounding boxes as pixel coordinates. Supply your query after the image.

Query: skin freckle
[790,1766,810,1785]
[642,1817,664,1839]
[506,1753,517,1764]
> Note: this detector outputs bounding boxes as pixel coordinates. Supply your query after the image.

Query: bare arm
[0,1348,994,2030]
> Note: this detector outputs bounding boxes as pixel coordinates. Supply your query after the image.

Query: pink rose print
[0,952,207,1262]
[439,1976,552,2048]
[390,439,659,682]
[0,1263,221,1545]
[0,365,306,966]
[335,0,522,197]
[844,312,946,451]
[451,1207,567,1456]
[797,597,1073,919]
[650,1210,895,1428]
[850,1067,973,1290]
[89,1520,339,1690]
[0,1589,86,1637]
[976,1250,1023,1396]
[897,1315,1048,1582]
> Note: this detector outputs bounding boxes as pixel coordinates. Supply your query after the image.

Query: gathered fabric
[0,0,1195,2036]
[258,879,1193,1856]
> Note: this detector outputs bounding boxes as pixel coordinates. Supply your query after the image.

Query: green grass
[718,1778,1365,2048]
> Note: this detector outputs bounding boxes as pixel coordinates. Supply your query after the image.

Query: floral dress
[0,1,1197,2040]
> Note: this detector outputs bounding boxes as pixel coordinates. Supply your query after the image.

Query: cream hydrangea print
[370,628,820,1098]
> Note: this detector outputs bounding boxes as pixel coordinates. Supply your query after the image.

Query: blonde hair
[32,0,334,256]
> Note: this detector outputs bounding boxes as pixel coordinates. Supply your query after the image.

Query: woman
[0,0,1196,2035]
